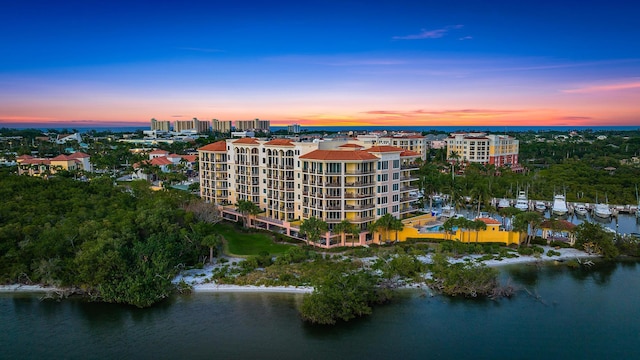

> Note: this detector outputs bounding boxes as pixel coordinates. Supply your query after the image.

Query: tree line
[0,171,218,307]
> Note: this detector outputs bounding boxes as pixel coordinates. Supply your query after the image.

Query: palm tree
[333,220,359,246]
[201,233,222,264]
[373,213,396,243]
[498,206,521,230]
[442,217,457,241]
[236,199,261,228]
[513,211,543,246]
[390,217,404,242]
[299,216,329,246]
[472,219,487,243]
[470,182,491,217]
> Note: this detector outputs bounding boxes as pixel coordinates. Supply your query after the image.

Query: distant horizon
[2,1,639,128]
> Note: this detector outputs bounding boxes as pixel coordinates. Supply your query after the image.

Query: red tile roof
[151,157,173,166]
[198,141,227,152]
[181,155,197,162]
[339,143,364,148]
[300,150,378,161]
[366,146,404,153]
[400,150,421,157]
[150,149,169,154]
[21,158,51,165]
[540,219,576,230]
[233,138,260,145]
[264,139,294,146]
[17,155,34,160]
[477,217,501,225]
[68,152,90,159]
[51,154,71,161]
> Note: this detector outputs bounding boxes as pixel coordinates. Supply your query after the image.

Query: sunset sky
[1,0,639,128]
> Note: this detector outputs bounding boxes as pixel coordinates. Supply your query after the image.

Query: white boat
[441,205,456,218]
[574,203,588,216]
[593,203,612,218]
[497,198,510,209]
[552,194,568,216]
[514,191,528,211]
[534,201,547,212]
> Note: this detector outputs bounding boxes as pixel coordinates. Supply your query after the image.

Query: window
[393,160,400,168]
[392,184,399,191]
[393,173,399,180]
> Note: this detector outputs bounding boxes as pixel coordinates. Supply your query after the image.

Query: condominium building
[198,138,421,247]
[356,133,428,161]
[445,132,519,167]
[235,118,271,132]
[174,118,210,133]
[287,123,301,134]
[212,119,232,134]
[150,118,171,132]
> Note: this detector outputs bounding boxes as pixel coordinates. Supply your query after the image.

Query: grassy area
[214,222,296,256]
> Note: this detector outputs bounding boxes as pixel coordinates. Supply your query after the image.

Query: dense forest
[0,171,214,307]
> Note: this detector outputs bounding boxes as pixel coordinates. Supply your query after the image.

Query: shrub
[530,237,547,246]
[518,247,534,256]
[546,250,561,257]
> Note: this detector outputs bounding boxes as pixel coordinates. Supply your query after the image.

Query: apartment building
[17,152,92,176]
[174,118,210,133]
[212,119,232,134]
[150,118,171,132]
[198,138,421,247]
[446,132,519,167]
[235,118,271,132]
[356,133,428,161]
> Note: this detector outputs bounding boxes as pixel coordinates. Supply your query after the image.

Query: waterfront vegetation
[0,172,215,307]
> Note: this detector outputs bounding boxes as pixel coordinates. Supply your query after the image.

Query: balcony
[345,169,374,175]
[400,175,419,182]
[345,181,373,187]
[344,203,375,210]
[400,206,418,214]
[350,216,375,223]
[344,192,375,199]
[400,185,419,192]
[401,163,419,170]
[325,181,341,187]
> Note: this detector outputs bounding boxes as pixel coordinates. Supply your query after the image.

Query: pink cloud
[563,81,640,93]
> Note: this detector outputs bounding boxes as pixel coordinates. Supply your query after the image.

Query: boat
[552,194,568,216]
[574,203,588,216]
[497,198,510,209]
[431,194,443,205]
[593,203,612,219]
[514,191,528,211]
[441,205,456,218]
[534,201,547,212]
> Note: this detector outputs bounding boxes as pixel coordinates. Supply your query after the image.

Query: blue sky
[1,0,639,127]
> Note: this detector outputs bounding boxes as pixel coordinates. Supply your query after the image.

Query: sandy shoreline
[1,246,599,295]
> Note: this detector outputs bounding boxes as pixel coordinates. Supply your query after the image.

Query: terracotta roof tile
[477,217,501,225]
[233,137,260,145]
[51,154,71,161]
[198,141,227,152]
[339,143,364,148]
[264,139,294,146]
[67,152,90,159]
[150,157,173,166]
[400,150,421,157]
[182,155,197,162]
[300,150,378,161]
[150,149,169,154]
[366,146,404,153]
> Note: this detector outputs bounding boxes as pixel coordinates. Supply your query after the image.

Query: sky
[1,0,639,128]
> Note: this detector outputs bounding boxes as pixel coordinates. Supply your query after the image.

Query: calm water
[2,261,640,360]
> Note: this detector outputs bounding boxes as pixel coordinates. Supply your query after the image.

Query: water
[2,261,640,359]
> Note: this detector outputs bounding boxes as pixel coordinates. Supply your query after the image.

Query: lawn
[214,222,296,256]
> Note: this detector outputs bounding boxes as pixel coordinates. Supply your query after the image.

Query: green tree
[574,222,619,260]
[333,219,360,246]
[513,211,543,246]
[299,217,329,245]
[236,199,261,228]
[472,219,487,243]
[201,234,222,264]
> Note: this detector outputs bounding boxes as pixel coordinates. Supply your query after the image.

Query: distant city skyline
[1,0,639,128]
